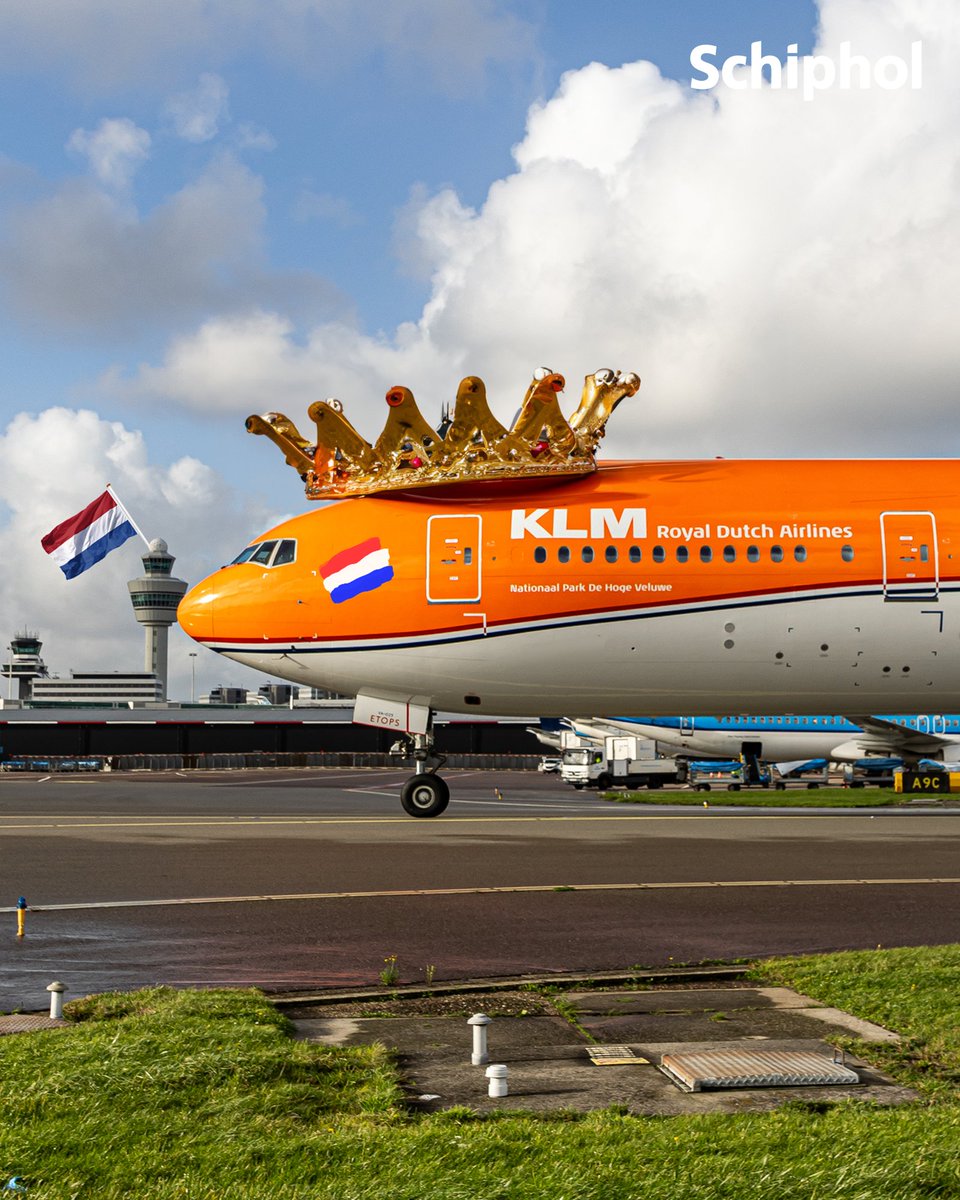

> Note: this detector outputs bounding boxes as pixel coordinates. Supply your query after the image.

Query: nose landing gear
[400,773,450,817]
[399,730,449,818]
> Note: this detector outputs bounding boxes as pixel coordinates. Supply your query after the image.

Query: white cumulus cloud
[165,73,230,143]
[0,407,281,698]
[0,155,346,336]
[123,0,960,460]
[66,117,151,190]
[235,123,277,152]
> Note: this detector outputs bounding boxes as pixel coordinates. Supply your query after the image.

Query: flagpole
[105,484,152,549]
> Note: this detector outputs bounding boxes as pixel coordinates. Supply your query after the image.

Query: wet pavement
[3,770,959,1013]
[285,979,916,1115]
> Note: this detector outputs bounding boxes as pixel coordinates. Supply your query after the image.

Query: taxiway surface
[1,768,958,1010]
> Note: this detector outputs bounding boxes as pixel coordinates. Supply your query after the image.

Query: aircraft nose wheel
[400,774,450,818]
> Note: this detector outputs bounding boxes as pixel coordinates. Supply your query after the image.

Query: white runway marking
[220,771,412,787]
[347,789,406,797]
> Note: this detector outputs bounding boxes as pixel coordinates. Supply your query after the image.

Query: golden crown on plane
[245,367,640,499]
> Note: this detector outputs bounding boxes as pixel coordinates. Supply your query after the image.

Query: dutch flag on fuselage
[40,489,138,579]
[319,537,394,604]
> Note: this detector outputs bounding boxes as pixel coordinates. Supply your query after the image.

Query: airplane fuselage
[178,458,960,716]
[605,714,960,764]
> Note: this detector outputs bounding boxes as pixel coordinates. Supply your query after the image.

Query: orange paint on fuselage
[181,459,955,642]
[178,458,960,716]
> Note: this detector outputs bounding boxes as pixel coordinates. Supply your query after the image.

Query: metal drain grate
[587,1045,649,1066]
[659,1048,860,1092]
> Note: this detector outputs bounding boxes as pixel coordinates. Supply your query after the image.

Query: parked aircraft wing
[527,726,563,749]
[837,716,958,760]
[849,715,955,753]
[567,718,617,743]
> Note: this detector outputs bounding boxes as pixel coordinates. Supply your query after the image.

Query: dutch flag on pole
[41,488,140,579]
[319,537,394,604]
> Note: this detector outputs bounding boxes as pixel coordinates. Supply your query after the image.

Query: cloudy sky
[1,0,955,700]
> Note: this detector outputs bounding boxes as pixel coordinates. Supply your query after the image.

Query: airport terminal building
[0,701,540,769]
[1,626,538,770]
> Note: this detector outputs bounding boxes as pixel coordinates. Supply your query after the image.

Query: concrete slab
[566,987,809,1014]
[0,1014,67,1036]
[290,985,917,1115]
[799,1006,902,1043]
[576,1007,870,1045]
[567,987,901,1044]
[291,1014,580,1058]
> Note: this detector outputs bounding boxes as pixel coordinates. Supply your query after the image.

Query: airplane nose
[178,579,216,641]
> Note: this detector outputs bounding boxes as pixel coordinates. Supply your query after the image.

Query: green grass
[750,945,960,1102]
[2,949,960,1197]
[603,785,904,807]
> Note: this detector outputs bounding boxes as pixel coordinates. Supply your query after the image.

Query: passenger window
[628,546,642,563]
[747,546,760,562]
[841,544,854,562]
[771,545,784,562]
[251,541,278,565]
[605,546,618,563]
[558,546,570,563]
[723,546,736,562]
[230,545,259,564]
[919,545,930,563]
[676,546,689,563]
[795,545,807,562]
[582,546,594,563]
[700,546,712,563]
[534,546,547,564]
[272,539,297,566]
[653,545,665,563]
[463,547,473,565]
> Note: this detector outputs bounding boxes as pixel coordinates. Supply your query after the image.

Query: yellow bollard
[16,897,27,938]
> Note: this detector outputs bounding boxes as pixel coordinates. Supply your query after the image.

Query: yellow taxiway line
[3,876,959,913]
[0,811,942,830]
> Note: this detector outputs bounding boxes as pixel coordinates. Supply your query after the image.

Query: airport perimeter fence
[1,752,541,773]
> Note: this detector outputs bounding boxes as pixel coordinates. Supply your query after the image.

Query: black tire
[400,774,450,818]
[596,772,613,790]
[728,783,741,792]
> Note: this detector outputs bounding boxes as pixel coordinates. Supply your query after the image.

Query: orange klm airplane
[178,368,960,816]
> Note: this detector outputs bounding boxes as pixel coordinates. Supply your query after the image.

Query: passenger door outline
[880,511,939,600]
[426,514,482,604]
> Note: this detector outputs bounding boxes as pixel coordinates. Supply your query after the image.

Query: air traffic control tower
[2,631,48,700]
[127,539,188,700]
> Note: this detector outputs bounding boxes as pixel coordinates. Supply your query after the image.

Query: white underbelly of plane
[219,591,960,716]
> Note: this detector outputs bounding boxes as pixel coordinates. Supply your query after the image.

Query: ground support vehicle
[686,759,752,791]
[561,734,682,790]
[769,758,831,789]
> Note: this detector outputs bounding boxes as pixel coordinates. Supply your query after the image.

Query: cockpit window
[229,538,296,567]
